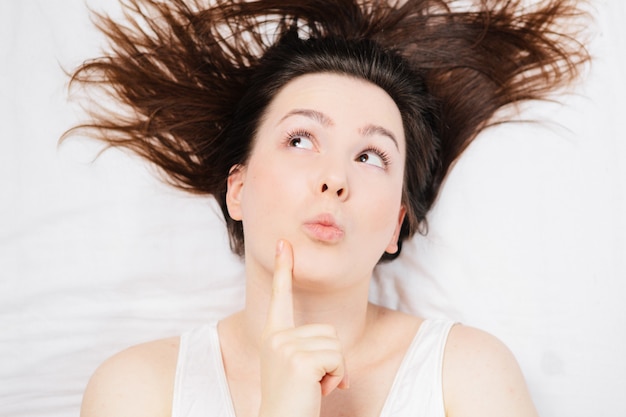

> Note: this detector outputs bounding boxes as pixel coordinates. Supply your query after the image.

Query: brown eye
[287,132,314,150]
[357,149,388,169]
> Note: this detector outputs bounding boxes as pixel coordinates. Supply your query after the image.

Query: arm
[443,325,539,417]
[80,338,179,417]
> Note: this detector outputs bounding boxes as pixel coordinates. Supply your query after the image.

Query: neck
[233,259,375,356]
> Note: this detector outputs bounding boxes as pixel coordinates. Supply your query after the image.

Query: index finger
[264,239,295,333]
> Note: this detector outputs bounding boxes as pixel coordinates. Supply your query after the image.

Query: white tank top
[172,319,455,417]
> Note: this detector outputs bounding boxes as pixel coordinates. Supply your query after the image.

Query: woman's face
[227,72,406,289]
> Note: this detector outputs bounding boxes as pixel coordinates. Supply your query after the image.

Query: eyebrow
[278,108,399,149]
[359,124,399,150]
[278,109,334,127]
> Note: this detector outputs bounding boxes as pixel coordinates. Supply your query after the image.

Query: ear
[226,164,246,221]
[385,205,407,255]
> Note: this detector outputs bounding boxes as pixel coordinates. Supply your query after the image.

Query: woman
[68,1,588,416]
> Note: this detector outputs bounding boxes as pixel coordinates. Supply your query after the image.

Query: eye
[286,130,314,150]
[357,147,390,169]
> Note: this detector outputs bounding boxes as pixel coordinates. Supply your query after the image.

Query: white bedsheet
[1,1,624,416]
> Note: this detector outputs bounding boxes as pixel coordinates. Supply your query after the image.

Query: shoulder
[80,337,180,417]
[442,325,539,417]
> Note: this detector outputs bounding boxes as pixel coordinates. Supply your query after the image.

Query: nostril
[320,183,345,197]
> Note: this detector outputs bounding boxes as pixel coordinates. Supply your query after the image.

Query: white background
[1,1,624,416]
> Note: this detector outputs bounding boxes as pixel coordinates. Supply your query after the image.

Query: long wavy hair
[65,0,589,259]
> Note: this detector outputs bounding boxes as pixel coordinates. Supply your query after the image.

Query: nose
[320,182,346,198]
[318,160,349,200]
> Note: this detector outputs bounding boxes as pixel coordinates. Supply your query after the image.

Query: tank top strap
[172,323,236,417]
[379,319,456,417]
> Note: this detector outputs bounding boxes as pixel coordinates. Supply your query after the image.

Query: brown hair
[64,0,589,259]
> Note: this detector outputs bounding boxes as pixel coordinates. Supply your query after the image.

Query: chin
[290,249,373,292]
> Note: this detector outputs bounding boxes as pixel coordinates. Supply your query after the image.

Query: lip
[302,213,345,243]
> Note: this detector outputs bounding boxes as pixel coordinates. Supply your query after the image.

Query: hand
[258,239,349,417]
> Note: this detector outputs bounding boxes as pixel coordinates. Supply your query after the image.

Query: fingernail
[276,239,284,255]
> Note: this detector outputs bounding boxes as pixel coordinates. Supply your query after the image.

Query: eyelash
[361,146,391,168]
[284,129,313,146]
[284,129,391,168]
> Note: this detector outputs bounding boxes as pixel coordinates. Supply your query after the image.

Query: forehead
[261,72,405,147]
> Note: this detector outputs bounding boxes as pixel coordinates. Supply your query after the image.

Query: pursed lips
[302,213,345,243]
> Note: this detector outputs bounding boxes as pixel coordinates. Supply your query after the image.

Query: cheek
[371,198,403,235]
[239,156,301,231]
[353,177,404,239]
[241,167,278,220]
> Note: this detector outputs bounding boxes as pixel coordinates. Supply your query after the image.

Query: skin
[80,73,539,417]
